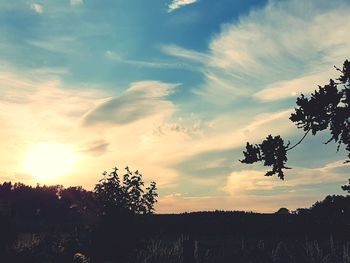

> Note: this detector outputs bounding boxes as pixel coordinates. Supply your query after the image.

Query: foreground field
[1,179,349,262]
[7,228,350,263]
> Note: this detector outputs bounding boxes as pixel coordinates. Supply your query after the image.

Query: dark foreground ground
[1,201,350,263]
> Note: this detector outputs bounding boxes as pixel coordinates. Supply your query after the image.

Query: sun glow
[22,143,77,182]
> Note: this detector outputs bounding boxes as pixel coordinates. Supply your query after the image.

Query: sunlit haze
[21,143,77,183]
[0,0,349,213]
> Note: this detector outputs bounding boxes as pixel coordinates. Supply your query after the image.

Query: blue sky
[0,0,349,213]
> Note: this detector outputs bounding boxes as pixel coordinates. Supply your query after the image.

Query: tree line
[0,166,157,220]
[0,166,158,262]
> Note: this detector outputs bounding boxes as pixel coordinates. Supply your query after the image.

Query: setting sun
[22,143,77,182]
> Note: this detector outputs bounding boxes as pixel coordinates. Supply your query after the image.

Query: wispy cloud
[254,69,339,102]
[28,37,78,54]
[83,81,178,126]
[164,0,350,103]
[81,140,109,156]
[161,45,208,64]
[223,159,350,197]
[70,0,84,6]
[168,0,200,12]
[105,50,193,70]
[31,3,43,14]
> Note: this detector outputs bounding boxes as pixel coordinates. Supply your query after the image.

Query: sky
[0,0,349,213]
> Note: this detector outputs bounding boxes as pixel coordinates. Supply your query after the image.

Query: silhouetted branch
[240,59,350,183]
[286,128,311,151]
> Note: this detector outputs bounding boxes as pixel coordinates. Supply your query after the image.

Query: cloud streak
[70,0,84,6]
[82,140,109,156]
[105,50,195,71]
[31,3,43,14]
[223,159,350,197]
[168,0,200,12]
[83,81,178,126]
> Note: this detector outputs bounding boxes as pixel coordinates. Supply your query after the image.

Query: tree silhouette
[342,179,350,193]
[94,166,158,216]
[92,166,158,262]
[240,59,350,184]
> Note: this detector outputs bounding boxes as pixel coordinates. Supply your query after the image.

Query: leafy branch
[240,59,350,181]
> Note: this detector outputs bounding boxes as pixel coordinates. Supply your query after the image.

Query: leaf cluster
[240,135,290,179]
[290,62,350,154]
[290,59,350,159]
[341,179,350,193]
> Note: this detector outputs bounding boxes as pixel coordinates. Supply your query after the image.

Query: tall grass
[137,235,350,263]
[8,231,350,262]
